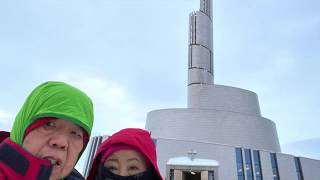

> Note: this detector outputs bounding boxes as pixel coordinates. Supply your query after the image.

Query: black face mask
[95,164,159,180]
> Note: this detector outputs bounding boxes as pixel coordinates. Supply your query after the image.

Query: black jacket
[66,169,85,180]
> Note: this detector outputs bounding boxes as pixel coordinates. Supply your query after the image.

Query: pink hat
[87,128,163,180]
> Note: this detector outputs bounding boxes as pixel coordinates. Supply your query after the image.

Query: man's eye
[71,131,83,139]
[44,121,56,128]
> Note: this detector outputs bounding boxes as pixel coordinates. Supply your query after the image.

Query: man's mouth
[43,157,62,167]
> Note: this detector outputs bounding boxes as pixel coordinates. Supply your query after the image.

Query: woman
[87,128,162,180]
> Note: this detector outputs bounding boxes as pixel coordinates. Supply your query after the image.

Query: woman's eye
[107,166,117,172]
[128,166,139,171]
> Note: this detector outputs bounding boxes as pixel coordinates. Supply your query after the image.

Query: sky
[0,0,319,174]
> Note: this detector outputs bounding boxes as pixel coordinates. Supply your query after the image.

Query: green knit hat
[10,81,94,145]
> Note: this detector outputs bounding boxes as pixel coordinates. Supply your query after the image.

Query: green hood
[10,81,94,145]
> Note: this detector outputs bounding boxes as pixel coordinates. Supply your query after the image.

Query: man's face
[22,119,84,180]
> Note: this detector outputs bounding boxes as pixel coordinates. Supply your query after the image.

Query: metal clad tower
[188,0,216,109]
[188,0,213,87]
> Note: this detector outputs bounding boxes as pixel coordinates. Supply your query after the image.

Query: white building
[84,0,320,179]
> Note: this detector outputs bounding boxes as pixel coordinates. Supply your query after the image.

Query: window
[295,157,304,180]
[169,169,174,180]
[270,153,280,180]
[244,149,254,180]
[208,170,214,180]
[189,46,193,68]
[253,150,263,180]
[209,52,213,74]
[235,148,245,180]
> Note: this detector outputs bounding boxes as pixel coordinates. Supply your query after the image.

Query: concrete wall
[300,157,320,180]
[277,153,297,180]
[146,108,280,152]
[259,151,273,180]
[188,84,261,116]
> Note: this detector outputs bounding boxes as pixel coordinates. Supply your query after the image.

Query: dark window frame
[270,153,280,180]
[169,169,174,180]
[253,150,263,180]
[235,148,245,180]
[244,149,254,180]
[294,157,304,180]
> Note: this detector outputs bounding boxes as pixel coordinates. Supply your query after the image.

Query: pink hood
[87,128,162,180]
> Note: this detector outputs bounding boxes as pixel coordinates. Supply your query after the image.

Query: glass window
[169,169,174,180]
[235,148,244,180]
[253,150,263,180]
[237,163,244,175]
[208,170,214,180]
[236,148,243,162]
[270,153,280,180]
[244,149,253,180]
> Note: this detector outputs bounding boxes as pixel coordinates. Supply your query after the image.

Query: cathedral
[84,0,320,179]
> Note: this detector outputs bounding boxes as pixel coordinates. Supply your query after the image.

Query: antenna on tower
[200,0,212,19]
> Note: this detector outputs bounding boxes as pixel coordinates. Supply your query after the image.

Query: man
[0,81,94,180]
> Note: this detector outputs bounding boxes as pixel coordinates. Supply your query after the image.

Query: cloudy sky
[1,0,319,173]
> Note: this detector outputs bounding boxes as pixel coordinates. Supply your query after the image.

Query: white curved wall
[188,68,213,85]
[188,84,261,116]
[146,108,281,152]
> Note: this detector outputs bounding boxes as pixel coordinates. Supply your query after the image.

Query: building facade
[83,0,320,179]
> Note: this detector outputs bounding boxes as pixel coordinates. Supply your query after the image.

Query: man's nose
[48,133,69,150]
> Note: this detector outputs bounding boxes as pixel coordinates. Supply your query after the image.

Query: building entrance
[182,171,201,180]
[166,156,219,180]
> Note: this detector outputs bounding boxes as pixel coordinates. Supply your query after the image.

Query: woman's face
[104,150,147,176]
